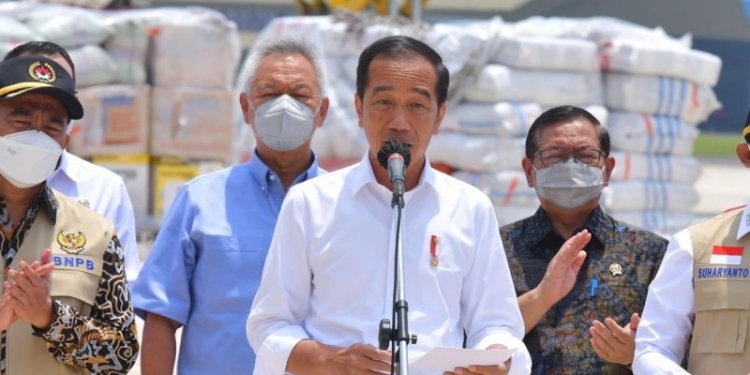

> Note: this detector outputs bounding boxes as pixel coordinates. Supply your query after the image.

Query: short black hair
[525,105,610,158]
[3,41,75,78]
[356,35,449,106]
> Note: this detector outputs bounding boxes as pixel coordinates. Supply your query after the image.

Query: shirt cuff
[256,325,310,375]
[31,300,73,343]
[473,332,531,375]
[633,351,690,375]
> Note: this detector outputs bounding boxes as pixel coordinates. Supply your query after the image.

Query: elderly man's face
[0,93,69,147]
[240,52,325,129]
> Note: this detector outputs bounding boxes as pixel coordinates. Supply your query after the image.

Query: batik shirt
[500,207,667,375]
[0,185,138,374]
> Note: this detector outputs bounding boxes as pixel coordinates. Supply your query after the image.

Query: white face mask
[252,94,318,152]
[534,159,605,209]
[0,130,63,188]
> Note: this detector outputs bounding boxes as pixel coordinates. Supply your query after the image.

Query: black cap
[744,109,750,144]
[0,55,83,120]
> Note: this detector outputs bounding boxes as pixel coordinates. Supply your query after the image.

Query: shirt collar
[523,205,611,248]
[350,152,437,197]
[737,204,750,240]
[50,150,79,184]
[0,185,58,226]
[248,149,322,189]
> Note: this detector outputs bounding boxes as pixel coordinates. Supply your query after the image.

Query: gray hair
[240,38,327,98]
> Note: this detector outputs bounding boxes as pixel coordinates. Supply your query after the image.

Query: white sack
[602,181,699,211]
[69,44,118,87]
[607,112,699,156]
[22,7,111,48]
[601,38,721,86]
[427,132,525,172]
[443,101,542,137]
[494,36,599,72]
[605,73,721,124]
[464,65,602,106]
[609,151,701,183]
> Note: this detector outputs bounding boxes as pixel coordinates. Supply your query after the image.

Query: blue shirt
[131,152,322,375]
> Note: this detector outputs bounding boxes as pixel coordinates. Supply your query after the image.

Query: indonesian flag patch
[710,245,744,265]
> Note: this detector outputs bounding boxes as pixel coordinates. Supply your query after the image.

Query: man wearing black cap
[634,110,750,374]
[0,55,138,374]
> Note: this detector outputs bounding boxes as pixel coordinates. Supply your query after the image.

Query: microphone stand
[379,189,417,375]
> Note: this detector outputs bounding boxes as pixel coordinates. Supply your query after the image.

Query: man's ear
[314,97,329,128]
[354,93,363,129]
[239,92,254,125]
[736,143,750,168]
[602,155,616,187]
[522,157,535,187]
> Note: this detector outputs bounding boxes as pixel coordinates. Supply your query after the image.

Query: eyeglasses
[534,147,605,167]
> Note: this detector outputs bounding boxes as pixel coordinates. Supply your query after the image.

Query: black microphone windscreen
[376,140,412,171]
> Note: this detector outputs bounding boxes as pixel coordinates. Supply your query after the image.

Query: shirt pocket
[693,278,750,354]
[195,234,270,313]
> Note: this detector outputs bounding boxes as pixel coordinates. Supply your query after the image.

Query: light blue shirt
[48,150,140,281]
[132,151,322,375]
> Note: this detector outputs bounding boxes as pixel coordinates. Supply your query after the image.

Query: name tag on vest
[52,254,103,276]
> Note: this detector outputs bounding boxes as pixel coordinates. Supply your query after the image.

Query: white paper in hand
[410,347,513,371]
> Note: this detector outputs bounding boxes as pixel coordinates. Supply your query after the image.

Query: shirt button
[269,175,276,181]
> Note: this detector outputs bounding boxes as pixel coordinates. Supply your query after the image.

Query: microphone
[377,140,412,201]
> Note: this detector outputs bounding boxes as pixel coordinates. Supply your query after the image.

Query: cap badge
[28,61,56,83]
[57,231,86,254]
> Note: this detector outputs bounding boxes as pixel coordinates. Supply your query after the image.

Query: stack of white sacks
[506,16,722,235]
[0,3,241,220]
[244,15,722,236]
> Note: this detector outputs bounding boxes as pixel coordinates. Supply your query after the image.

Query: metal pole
[412,0,422,22]
[389,0,399,17]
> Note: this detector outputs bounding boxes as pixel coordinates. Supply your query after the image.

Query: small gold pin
[609,263,623,276]
[430,235,439,267]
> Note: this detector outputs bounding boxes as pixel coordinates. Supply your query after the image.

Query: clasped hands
[0,249,55,331]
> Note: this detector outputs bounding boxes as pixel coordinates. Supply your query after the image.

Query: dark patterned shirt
[500,206,667,375]
[0,185,138,374]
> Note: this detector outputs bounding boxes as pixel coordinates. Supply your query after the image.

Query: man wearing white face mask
[131,38,329,375]
[0,55,139,373]
[500,105,668,374]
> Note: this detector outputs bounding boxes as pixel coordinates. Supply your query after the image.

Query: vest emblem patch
[609,263,623,276]
[57,231,87,254]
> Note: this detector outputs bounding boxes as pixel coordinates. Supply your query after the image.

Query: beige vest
[1,190,113,375]
[689,208,750,374]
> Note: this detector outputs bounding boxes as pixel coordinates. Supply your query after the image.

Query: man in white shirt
[246,35,531,375]
[3,42,140,281]
[633,110,750,374]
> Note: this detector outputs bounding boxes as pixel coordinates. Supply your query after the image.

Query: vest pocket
[693,279,750,354]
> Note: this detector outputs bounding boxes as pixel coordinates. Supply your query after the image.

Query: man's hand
[287,340,392,375]
[538,230,590,307]
[589,313,639,365]
[443,345,510,375]
[0,249,54,331]
[4,249,55,329]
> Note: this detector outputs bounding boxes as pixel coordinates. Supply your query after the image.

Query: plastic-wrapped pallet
[0,15,42,50]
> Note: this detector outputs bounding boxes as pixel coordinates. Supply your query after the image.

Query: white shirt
[246,154,530,375]
[633,205,750,374]
[48,151,140,281]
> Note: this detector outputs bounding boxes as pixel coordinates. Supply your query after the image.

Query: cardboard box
[152,159,224,219]
[69,85,150,157]
[150,87,235,164]
[91,154,151,221]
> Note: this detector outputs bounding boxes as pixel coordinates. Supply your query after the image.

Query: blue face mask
[533,159,604,209]
[252,94,318,152]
